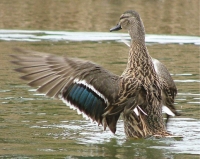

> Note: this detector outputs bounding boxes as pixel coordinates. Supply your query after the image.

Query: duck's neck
[123,40,154,77]
[126,39,163,95]
[128,17,145,42]
[125,17,147,72]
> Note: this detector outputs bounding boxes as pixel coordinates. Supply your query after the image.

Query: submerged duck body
[11,10,179,138]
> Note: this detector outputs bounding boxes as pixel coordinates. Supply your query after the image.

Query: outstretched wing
[152,58,177,98]
[152,58,181,124]
[11,49,121,132]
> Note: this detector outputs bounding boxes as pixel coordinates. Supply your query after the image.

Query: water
[0,0,199,158]
[0,30,199,45]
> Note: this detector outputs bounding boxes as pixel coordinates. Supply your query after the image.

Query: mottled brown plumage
[110,10,180,138]
[123,40,181,127]
[11,10,180,138]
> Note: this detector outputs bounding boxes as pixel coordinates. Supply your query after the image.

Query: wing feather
[11,49,121,132]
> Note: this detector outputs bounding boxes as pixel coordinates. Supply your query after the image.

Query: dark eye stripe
[120,15,129,20]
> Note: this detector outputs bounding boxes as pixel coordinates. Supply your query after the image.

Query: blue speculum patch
[63,83,106,121]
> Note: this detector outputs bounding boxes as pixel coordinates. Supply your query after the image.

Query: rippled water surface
[0,0,199,158]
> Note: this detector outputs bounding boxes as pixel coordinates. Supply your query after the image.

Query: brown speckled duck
[11,10,180,138]
[110,10,180,138]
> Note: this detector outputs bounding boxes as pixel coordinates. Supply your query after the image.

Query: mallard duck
[11,10,179,138]
[110,10,180,138]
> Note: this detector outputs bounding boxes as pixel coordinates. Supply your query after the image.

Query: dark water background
[0,0,199,158]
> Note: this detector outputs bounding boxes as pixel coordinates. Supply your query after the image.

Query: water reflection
[0,39,199,158]
[26,118,200,157]
[0,0,199,36]
[0,0,199,158]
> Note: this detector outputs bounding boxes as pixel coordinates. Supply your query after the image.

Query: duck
[122,39,181,127]
[110,10,180,137]
[11,10,180,138]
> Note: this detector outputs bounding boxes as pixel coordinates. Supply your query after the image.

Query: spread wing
[153,58,177,98]
[152,58,181,124]
[11,49,121,132]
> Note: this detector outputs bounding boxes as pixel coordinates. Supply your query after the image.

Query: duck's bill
[110,24,122,32]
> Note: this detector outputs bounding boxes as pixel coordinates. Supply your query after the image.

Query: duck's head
[110,10,145,41]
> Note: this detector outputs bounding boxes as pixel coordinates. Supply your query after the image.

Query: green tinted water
[0,0,199,158]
